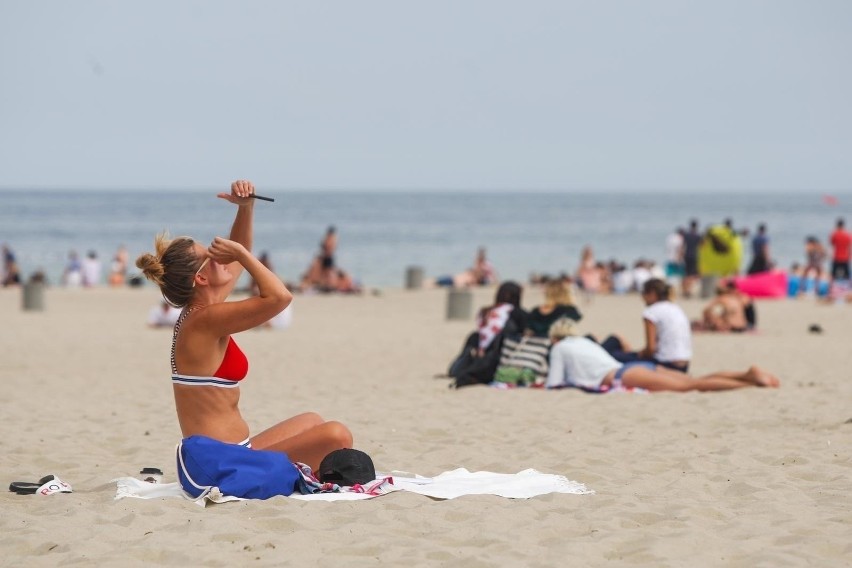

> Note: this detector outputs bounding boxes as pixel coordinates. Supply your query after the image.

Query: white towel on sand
[114,468,592,507]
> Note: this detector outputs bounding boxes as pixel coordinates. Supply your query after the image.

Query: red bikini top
[214,337,249,381]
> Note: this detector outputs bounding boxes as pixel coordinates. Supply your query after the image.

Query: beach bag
[447,331,479,379]
[498,335,551,385]
[448,310,528,389]
[176,435,299,500]
[449,331,506,389]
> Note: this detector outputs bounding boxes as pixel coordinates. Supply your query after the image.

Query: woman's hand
[217,180,256,206]
[207,237,248,265]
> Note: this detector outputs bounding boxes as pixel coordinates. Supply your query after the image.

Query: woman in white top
[638,278,692,371]
[600,278,692,372]
[546,318,779,392]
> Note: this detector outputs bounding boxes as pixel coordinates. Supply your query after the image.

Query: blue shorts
[665,262,684,277]
[614,361,657,386]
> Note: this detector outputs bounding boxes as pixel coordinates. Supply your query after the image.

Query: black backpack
[447,311,526,389]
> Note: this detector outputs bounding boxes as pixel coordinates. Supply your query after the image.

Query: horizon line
[1,186,851,194]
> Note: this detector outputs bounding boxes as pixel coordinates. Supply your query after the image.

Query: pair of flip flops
[9,475,73,495]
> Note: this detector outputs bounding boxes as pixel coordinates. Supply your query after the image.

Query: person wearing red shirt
[830,218,851,281]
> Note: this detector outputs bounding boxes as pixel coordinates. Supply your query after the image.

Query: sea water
[0,189,848,288]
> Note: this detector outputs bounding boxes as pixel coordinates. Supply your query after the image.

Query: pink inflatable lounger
[734,270,788,298]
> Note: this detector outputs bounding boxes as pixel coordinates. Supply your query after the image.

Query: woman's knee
[322,421,353,448]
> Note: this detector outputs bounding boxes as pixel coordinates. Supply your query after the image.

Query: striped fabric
[498,336,551,384]
[171,374,240,388]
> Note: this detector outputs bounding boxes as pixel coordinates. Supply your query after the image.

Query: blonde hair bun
[135,252,165,286]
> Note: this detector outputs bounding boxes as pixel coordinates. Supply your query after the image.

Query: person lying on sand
[546,317,780,392]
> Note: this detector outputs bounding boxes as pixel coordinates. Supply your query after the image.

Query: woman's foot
[744,366,781,388]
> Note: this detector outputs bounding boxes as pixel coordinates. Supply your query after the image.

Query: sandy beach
[1,284,850,567]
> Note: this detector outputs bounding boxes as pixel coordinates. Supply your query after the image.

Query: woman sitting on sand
[546,317,779,392]
[135,180,352,470]
[692,281,755,332]
[576,245,602,301]
[475,281,527,354]
[448,281,528,387]
[600,278,692,372]
[525,280,582,338]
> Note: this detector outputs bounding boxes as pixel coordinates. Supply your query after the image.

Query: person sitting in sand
[135,180,352,470]
[335,269,362,294]
[692,281,754,332]
[432,247,498,288]
[108,244,129,287]
[62,250,84,287]
[576,245,602,301]
[599,278,692,372]
[300,226,344,293]
[525,280,582,338]
[147,300,182,328]
[545,317,779,392]
[803,236,827,281]
[474,281,527,355]
[448,281,528,387]
[470,247,497,286]
[2,244,22,287]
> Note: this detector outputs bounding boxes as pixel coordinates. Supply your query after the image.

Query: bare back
[171,308,250,443]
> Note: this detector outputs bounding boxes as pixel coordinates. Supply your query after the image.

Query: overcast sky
[1,1,850,191]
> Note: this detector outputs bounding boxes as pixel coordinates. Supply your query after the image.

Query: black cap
[317,449,375,486]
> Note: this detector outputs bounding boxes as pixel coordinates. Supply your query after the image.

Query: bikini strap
[170,306,195,374]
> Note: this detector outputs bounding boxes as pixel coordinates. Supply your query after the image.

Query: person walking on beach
[545,317,779,392]
[664,227,685,282]
[681,220,702,297]
[135,180,352,470]
[829,218,851,282]
[747,224,771,274]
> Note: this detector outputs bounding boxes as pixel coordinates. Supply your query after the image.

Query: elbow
[277,287,294,311]
[261,281,293,312]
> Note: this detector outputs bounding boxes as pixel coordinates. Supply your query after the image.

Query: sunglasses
[192,257,210,288]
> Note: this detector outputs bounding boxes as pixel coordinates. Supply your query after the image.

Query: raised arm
[216,180,256,295]
[196,237,292,336]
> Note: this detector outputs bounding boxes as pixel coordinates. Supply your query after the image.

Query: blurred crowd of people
[519,216,851,305]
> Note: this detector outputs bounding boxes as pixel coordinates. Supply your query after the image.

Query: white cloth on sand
[114,468,592,507]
